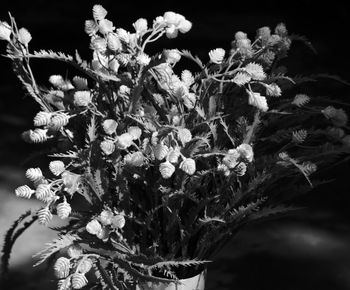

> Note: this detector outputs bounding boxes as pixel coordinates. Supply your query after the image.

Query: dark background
[0,0,350,289]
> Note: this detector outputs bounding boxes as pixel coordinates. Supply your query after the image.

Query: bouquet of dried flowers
[1,4,349,290]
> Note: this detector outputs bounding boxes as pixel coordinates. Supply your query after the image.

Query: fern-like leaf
[33,234,80,266]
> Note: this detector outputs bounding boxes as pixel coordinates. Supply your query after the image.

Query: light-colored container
[136,270,206,290]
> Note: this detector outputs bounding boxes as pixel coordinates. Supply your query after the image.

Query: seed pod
[15,185,35,199]
[71,273,88,289]
[154,143,169,161]
[179,158,196,175]
[33,111,52,127]
[111,214,125,229]
[56,199,72,219]
[177,128,192,145]
[127,126,142,140]
[54,257,71,279]
[102,119,118,135]
[25,168,43,183]
[159,160,176,179]
[86,219,102,235]
[35,184,53,202]
[167,147,181,164]
[49,160,65,176]
[77,258,93,274]
[67,245,83,258]
[38,207,53,226]
[100,140,115,155]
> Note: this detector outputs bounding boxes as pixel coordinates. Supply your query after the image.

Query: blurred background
[0,0,350,289]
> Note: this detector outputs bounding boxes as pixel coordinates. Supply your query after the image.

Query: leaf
[87,115,97,144]
[1,211,37,279]
[219,117,236,146]
[290,34,317,54]
[33,234,80,266]
[180,50,204,69]
[148,259,211,271]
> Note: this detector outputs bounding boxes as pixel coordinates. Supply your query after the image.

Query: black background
[0,0,350,289]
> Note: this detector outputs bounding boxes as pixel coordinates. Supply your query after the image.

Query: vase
[136,270,206,290]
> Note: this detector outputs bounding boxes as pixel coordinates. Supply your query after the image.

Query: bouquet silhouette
[1,4,349,290]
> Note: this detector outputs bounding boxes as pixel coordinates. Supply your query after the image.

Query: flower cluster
[1,4,349,289]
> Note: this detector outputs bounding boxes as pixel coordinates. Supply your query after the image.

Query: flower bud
[208,48,225,64]
[159,160,176,179]
[179,158,196,175]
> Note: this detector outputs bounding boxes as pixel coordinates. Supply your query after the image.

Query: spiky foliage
[1,5,350,290]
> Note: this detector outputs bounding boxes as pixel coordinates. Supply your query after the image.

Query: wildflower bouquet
[1,4,349,290]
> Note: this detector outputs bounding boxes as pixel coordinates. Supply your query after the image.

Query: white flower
[56,199,72,219]
[208,48,225,64]
[124,152,144,167]
[26,167,43,182]
[115,133,133,149]
[177,128,192,144]
[62,171,81,195]
[153,16,166,28]
[49,160,65,176]
[133,18,148,34]
[234,163,247,176]
[72,76,88,90]
[248,91,268,112]
[90,36,107,52]
[109,59,120,73]
[154,143,169,160]
[256,26,271,43]
[85,19,98,36]
[107,33,122,51]
[182,93,197,109]
[119,85,130,95]
[99,209,114,226]
[33,111,52,127]
[86,219,102,235]
[167,147,181,164]
[102,119,118,135]
[292,94,310,107]
[128,126,142,140]
[77,258,93,274]
[163,12,192,38]
[244,63,266,80]
[100,139,115,155]
[222,149,240,168]
[92,4,108,21]
[237,143,254,162]
[15,185,34,199]
[181,70,194,87]
[116,28,130,43]
[111,214,125,229]
[265,83,282,97]
[67,245,83,258]
[164,49,181,64]
[136,53,151,66]
[38,207,53,226]
[54,257,70,279]
[71,273,88,289]
[233,72,251,86]
[159,161,176,179]
[327,127,345,139]
[98,19,115,35]
[179,158,196,175]
[322,106,348,127]
[235,31,247,40]
[0,21,12,41]
[74,91,92,107]
[18,28,32,46]
[49,75,65,87]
